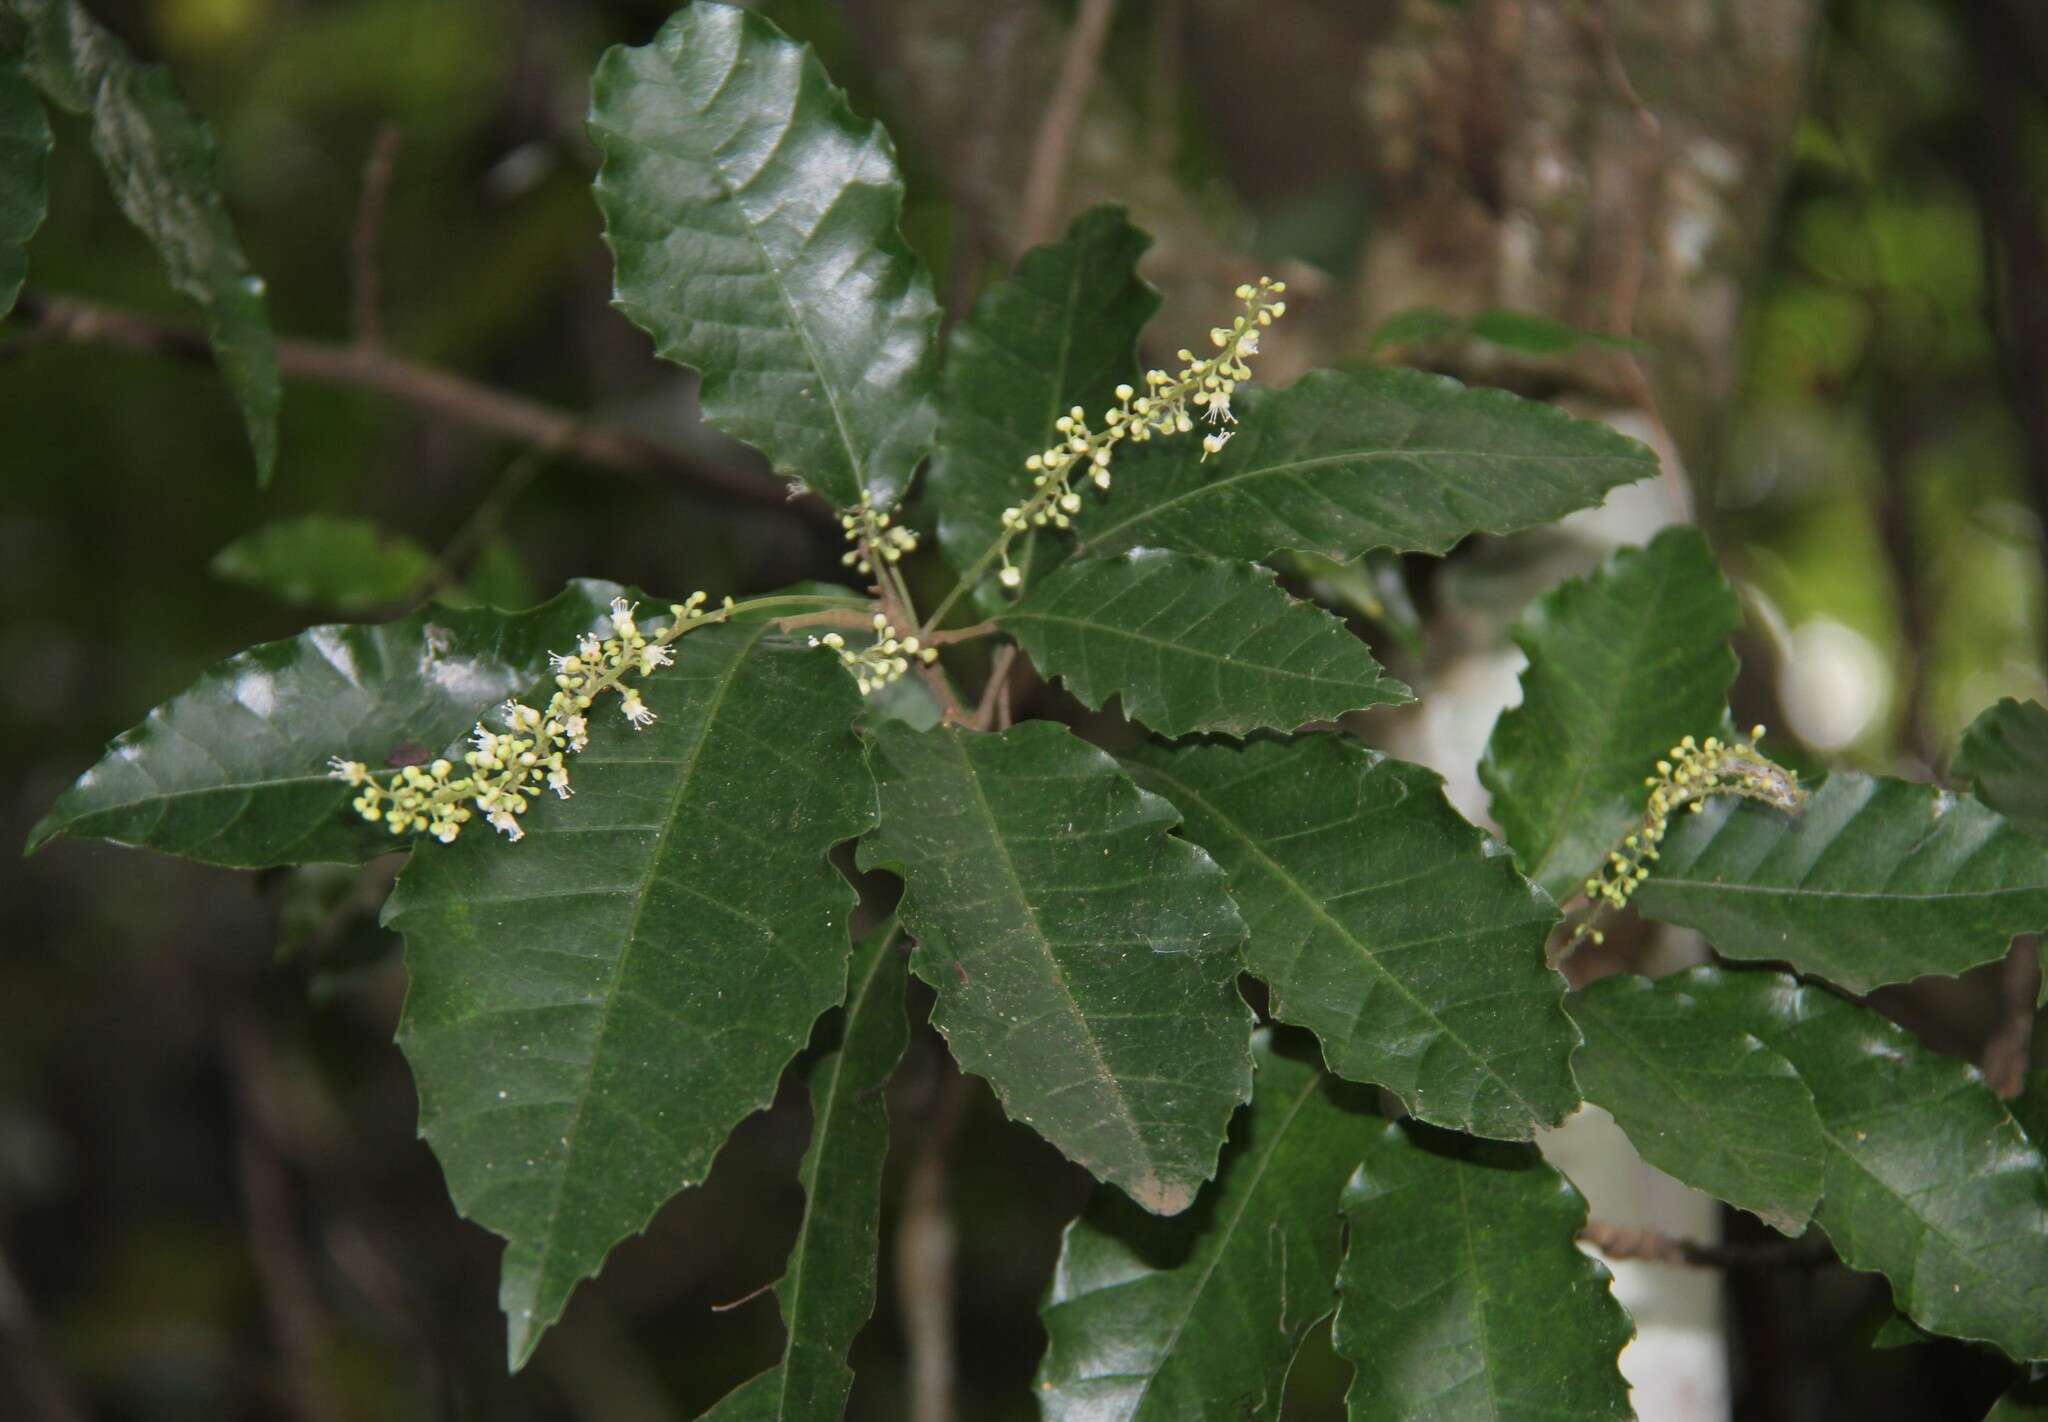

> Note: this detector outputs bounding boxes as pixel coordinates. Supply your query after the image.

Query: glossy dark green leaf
[1633,773,2048,993]
[702,924,911,1421]
[1332,1121,1634,1421]
[388,612,875,1369]
[857,721,1252,1214]
[1481,528,1741,901]
[1072,368,1657,566]
[589,2,938,510]
[1568,973,1824,1233]
[999,550,1410,738]
[927,204,1157,584]
[211,515,434,612]
[1035,1032,1382,1422]
[10,0,280,481]
[28,582,623,868]
[1679,965,2048,1361]
[0,48,49,317]
[1121,737,1579,1141]
[1957,699,2048,843]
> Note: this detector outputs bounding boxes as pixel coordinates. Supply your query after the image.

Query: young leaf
[28,582,624,868]
[1676,965,2048,1361]
[211,515,434,612]
[701,923,911,1422]
[1121,737,1580,1141]
[0,49,49,317]
[998,550,1411,738]
[1035,1031,1382,1422]
[1567,973,1824,1233]
[856,721,1253,1214]
[1331,1121,1635,1421]
[1957,698,2048,842]
[1072,368,1657,566]
[10,0,280,482]
[927,204,1158,584]
[589,2,939,510]
[1481,527,1741,901]
[387,613,875,1369]
[1632,773,2048,993]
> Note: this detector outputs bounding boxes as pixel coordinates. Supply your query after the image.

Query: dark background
[4,0,2046,1417]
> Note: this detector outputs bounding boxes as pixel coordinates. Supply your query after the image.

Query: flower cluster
[810,613,937,697]
[992,277,1288,590]
[327,594,729,845]
[1566,727,1806,951]
[839,490,919,578]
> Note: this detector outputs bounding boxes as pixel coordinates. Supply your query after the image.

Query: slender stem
[7,290,818,519]
[349,124,402,349]
[1580,1220,1832,1270]
[1017,0,1118,250]
[971,646,1020,734]
[899,1058,973,1422]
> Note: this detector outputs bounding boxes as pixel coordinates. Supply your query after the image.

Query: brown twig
[898,1060,973,1422]
[349,125,402,349]
[1580,1220,1832,1270]
[6,290,819,519]
[971,646,1019,733]
[1016,0,1118,252]
[1982,934,2042,1099]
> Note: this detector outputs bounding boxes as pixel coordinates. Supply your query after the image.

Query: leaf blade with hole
[1332,1121,1634,1421]
[999,551,1410,738]
[385,613,875,1369]
[28,582,624,868]
[1567,972,1824,1233]
[1035,1032,1382,1422]
[1632,773,2048,992]
[857,720,1253,1213]
[1481,527,1741,901]
[1121,737,1579,1141]
[1072,368,1657,565]
[589,2,938,510]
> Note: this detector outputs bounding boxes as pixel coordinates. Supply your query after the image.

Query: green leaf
[856,720,1252,1214]
[998,551,1411,738]
[1072,368,1657,566]
[1988,1376,2048,1419]
[1035,1031,1383,1422]
[1568,973,1824,1233]
[1677,965,2048,1361]
[1957,698,2048,843]
[1331,1121,1634,1421]
[387,612,875,1369]
[702,923,911,1421]
[1632,772,2048,993]
[1121,737,1580,1141]
[211,515,434,612]
[927,204,1158,585]
[589,2,938,510]
[1481,527,1741,901]
[2015,1068,2048,1152]
[0,48,49,317]
[28,582,623,868]
[10,0,280,482]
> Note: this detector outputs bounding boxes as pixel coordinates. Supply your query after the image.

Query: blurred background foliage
[2,1,2044,1419]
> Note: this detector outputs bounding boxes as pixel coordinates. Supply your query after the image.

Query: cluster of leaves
[21,3,2048,1417]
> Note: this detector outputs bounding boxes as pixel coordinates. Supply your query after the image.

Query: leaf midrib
[521,619,772,1308]
[1130,755,1542,1127]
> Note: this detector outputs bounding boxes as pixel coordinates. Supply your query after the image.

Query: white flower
[998,565,1023,589]
[1204,389,1233,424]
[620,689,656,727]
[547,765,573,799]
[488,809,524,841]
[1201,430,1234,460]
[564,713,589,751]
[609,597,639,639]
[639,643,674,676]
[1239,328,1260,356]
[578,633,603,661]
[326,757,370,786]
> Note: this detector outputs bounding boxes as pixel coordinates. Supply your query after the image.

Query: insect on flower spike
[326,591,734,846]
[1563,725,1806,954]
